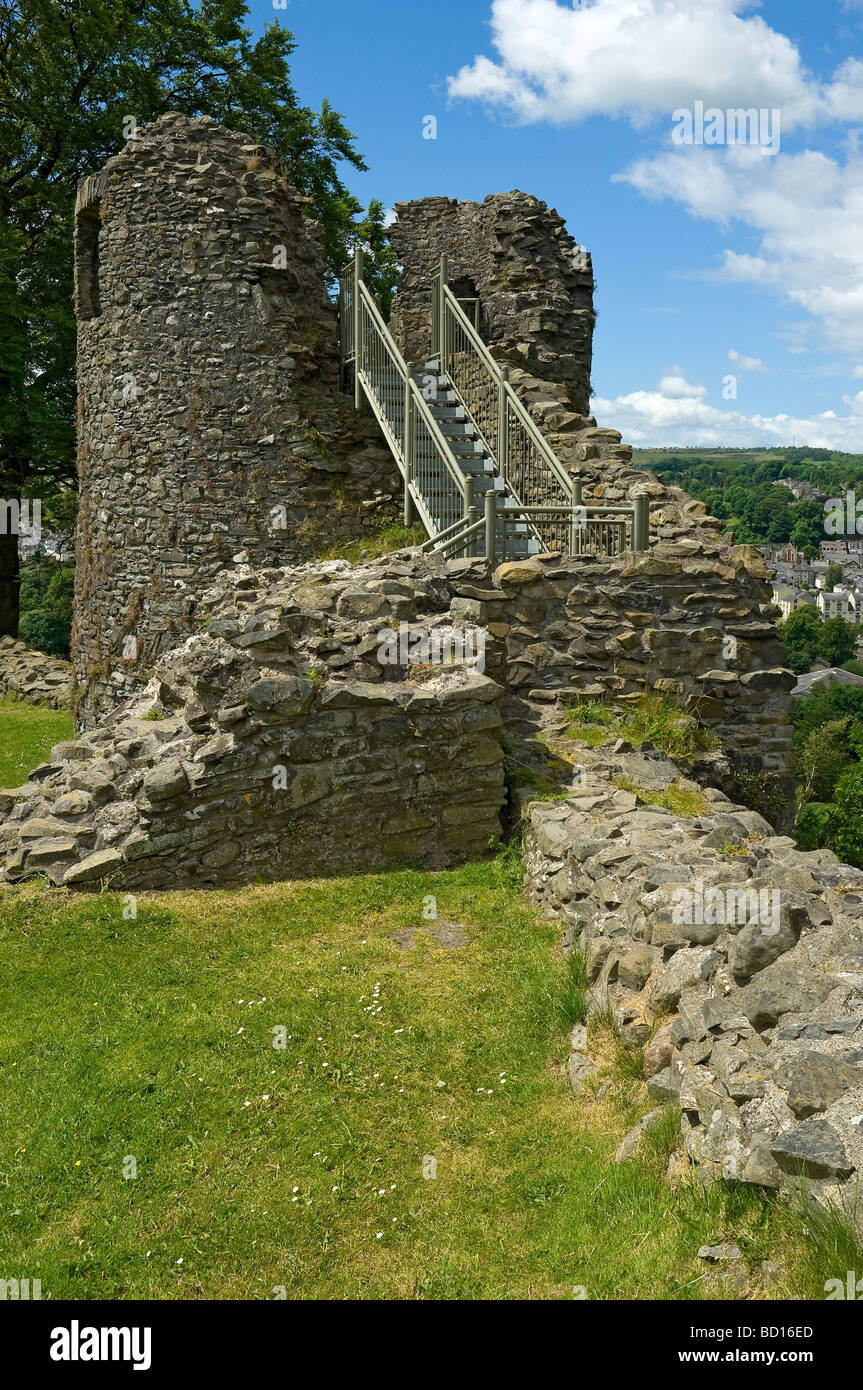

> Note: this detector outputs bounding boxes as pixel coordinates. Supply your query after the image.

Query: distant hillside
[632,446,863,483]
[630,447,863,551]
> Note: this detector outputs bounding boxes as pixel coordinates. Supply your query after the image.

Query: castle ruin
[72,113,398,723]
[0,111,795,890]
[5,115,863,1217]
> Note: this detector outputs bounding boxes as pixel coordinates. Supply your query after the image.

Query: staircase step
[437,421,476,438]
[447,439,485,456]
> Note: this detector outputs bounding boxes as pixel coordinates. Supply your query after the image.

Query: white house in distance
[817,585,863,623]
[772,585,816,621]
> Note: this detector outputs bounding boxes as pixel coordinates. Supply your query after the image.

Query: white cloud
[593,383,863,448]
[619,144,863,355]
[449,2,863,376]
[728,349,767,372]
[448,0,822,128]
[657,370,707,399]
[853,365,863,378]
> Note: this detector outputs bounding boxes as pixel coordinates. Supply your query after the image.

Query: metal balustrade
[339,247,650,562]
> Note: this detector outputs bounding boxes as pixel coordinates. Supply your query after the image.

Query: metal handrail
[438,279,573,497]
[339,246,651,562]
[480,490,649,566]
[341,247,476,548]
[432,255,577,550]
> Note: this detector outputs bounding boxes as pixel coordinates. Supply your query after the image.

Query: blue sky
[248,0,863,450]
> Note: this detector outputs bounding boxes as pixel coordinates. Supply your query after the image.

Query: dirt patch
[393,918,470,950]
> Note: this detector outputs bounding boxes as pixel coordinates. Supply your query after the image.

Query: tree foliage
[792,684,863,866]
[780,606,859,674]
[0,0,388,633]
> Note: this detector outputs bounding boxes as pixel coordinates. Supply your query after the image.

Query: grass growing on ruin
[0,697,73,789]
[613,775,709,818]
[315,521,427,566]
[0,853,855,1301]
[565,691,716,760]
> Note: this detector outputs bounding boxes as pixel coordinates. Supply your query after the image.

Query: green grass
[1,865,858,1301]
[565,692,716,760]
[555,949,591,1028]
[314,522,427,565]
[0,705,860,1301]
[0,696,73,788]
[613,775,709,818]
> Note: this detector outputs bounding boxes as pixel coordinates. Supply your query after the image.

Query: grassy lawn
[0,696,73,788]
[0,704,857,1300]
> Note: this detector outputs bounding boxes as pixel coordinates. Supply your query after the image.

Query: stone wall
[194,539,795,801]
[73,113,400,727]
[0,636,72,708]
[387,193,729,547]
[388,192,595,415]
[524,745,863,1218]
[0,636,504,890]
[0,537,793,889]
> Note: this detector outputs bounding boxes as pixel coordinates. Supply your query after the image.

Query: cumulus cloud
[592,383,863,449]
[619,144,863,355]
[728,349,767,372]
[657,370,707,399]
[447,0,823,128]
[449,3,863,361]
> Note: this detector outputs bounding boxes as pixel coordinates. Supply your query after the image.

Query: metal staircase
[339,249,649,563]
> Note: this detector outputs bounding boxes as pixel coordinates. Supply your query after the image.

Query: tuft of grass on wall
[613,775,708,818]
[314,522,426,565]
[565,691,717,761]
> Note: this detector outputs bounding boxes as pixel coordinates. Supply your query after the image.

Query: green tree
[819,615,858,668]
[789,502,826,557]
[352,198,400,319]
[0,0,382,636]
[781,605,823,673]
[827,765,863,869]
[824,562,844,591]
[797,717,851,805]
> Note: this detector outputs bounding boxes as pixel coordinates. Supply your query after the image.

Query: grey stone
[741,961,833,1029]
[697,1243,741,1262]
[615,1108,667,1163]
[770,1119,854,1180]
[773,1051,863,1119]
[52,791,93,818]
[647,1066,680,1103]
[567,1052,598,1094]
[63,848,123,884]
[650,948,719,1013]
[141,760,188,802]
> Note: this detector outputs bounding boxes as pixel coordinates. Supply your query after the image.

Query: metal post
[484,488,497,568]
[570,475,583,556]
[439,253,449,375]
[633,491,648,552]
[431,275,439,357]
[404,367,415,525]
[463,475,475,558]
[353,245,363,411]
[498,366,509,485]
[338,274,345,393]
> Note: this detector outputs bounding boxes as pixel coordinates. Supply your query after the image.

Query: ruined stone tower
[387,193,636,488]
[72,113,396,723]
[388,193,596,416]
